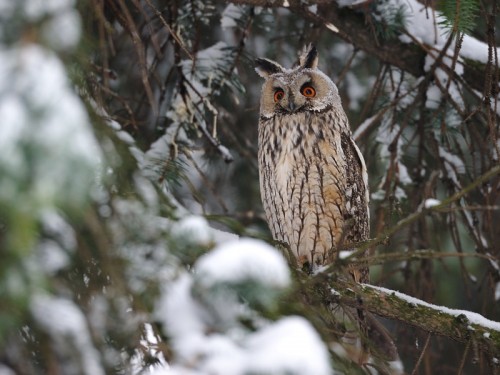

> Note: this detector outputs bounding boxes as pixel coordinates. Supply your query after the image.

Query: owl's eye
[301,85,316,98]
[274,89,285,102]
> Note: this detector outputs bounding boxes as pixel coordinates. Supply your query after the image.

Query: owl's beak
[287,101,298,112]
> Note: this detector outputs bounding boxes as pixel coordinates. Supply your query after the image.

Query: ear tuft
[299,44,318,69]
[255,58,284,78]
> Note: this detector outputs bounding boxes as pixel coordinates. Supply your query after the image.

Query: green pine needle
[437,0,479,35]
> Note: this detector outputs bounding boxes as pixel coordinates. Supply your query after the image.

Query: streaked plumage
[255,46,401,367]
[255,45,369,280]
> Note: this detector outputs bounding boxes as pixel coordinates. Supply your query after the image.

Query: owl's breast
[258,112,350,266]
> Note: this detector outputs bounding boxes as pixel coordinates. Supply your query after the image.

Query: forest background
[1,0,500,374]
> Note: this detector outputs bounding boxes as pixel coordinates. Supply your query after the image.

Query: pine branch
[227,0,491,94]
[312,274,500,358]
[332,164,500,267]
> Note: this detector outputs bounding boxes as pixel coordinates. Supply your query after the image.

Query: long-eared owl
[255,45,370,281]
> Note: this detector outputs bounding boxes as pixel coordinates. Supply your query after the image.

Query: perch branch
[313,274,500,357]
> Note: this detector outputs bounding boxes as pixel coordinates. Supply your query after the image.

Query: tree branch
[317,274,500,357]
[228,0,492,94]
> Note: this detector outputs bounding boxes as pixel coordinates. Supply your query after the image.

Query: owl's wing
[340,134,370,236]
[340,134,370,284]
[348,136,369,210]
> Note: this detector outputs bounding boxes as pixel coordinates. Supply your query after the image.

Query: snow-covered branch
[228,0,496,95]
[318,275,500,358]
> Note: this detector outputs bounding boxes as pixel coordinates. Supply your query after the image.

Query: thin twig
[411,333,431,375]
[336,164,500,266]
[143,0,195,61]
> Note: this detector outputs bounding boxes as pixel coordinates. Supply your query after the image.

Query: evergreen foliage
[438,0,480,35]
[0,0,499,374]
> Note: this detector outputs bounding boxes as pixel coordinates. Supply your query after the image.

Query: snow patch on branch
[155,239,330,375]
[0,45,101,211]
[394,0,499,65]
[244,316,331,375]
[424,198,441,209]
[196,238,290,288]
[221,4,246,29]
[373,117,412,200]
[368,284,500,332]
[31,295,105,375]
[438,146,465,186]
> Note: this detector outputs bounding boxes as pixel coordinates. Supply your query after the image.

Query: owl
[255,45,370,281]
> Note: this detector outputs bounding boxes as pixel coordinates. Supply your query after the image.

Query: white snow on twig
[424,198,441,209]
[244,316,331,375]
[0,44,101,210]
[367,284,500,332]
[221,4,245,29]
[31,295,105,375]
[391,0,499,65]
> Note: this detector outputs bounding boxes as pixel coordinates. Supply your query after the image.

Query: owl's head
[255,45,340,119]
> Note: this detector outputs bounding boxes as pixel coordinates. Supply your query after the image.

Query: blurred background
[0,0,499,374]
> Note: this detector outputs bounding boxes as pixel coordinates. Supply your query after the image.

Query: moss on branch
[317,275,500,358]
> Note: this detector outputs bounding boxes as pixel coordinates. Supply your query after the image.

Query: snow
[425,85,441,109]
[345,72,373,110]
[424,54,464,110]
[440,147,465,169]
[116,130,135,145]
[337,0,367,6]
[0,0,15,14]
[25,0,76,19]
[424,198,441,209]
[389,0,500,65]
[245,316,331,375]
[169,214,238,246]
[0,365,15,375]
[130,324,169,374]
[154,237,332,374]
[41,6,82,50]
[374,117,413,194]
[217,144,234,163]
[156,274,205,358]
[211,228,240,244]
[157,272,246,372]
[40,210,77,250]
[368,284,500,332]
[353,113,377,141]
[157,272,329,375]
[461,35,494,63]
[221,4,245,29]
[495,282,500,301]
[134,174,160,208]
[195,238,291,288]
[172,215,213,245]
[0,0,83,51]
[180,41,230,86]
[31,294,105,375]
[36,240,70,274]
[339,250,355,259]
[0,45,101,211]
[325,22,339,33]
[439,146,466,185]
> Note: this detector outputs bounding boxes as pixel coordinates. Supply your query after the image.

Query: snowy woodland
[1,0,500,374]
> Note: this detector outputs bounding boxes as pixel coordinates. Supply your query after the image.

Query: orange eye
[301,85,316,97]
[274,89,284,102]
